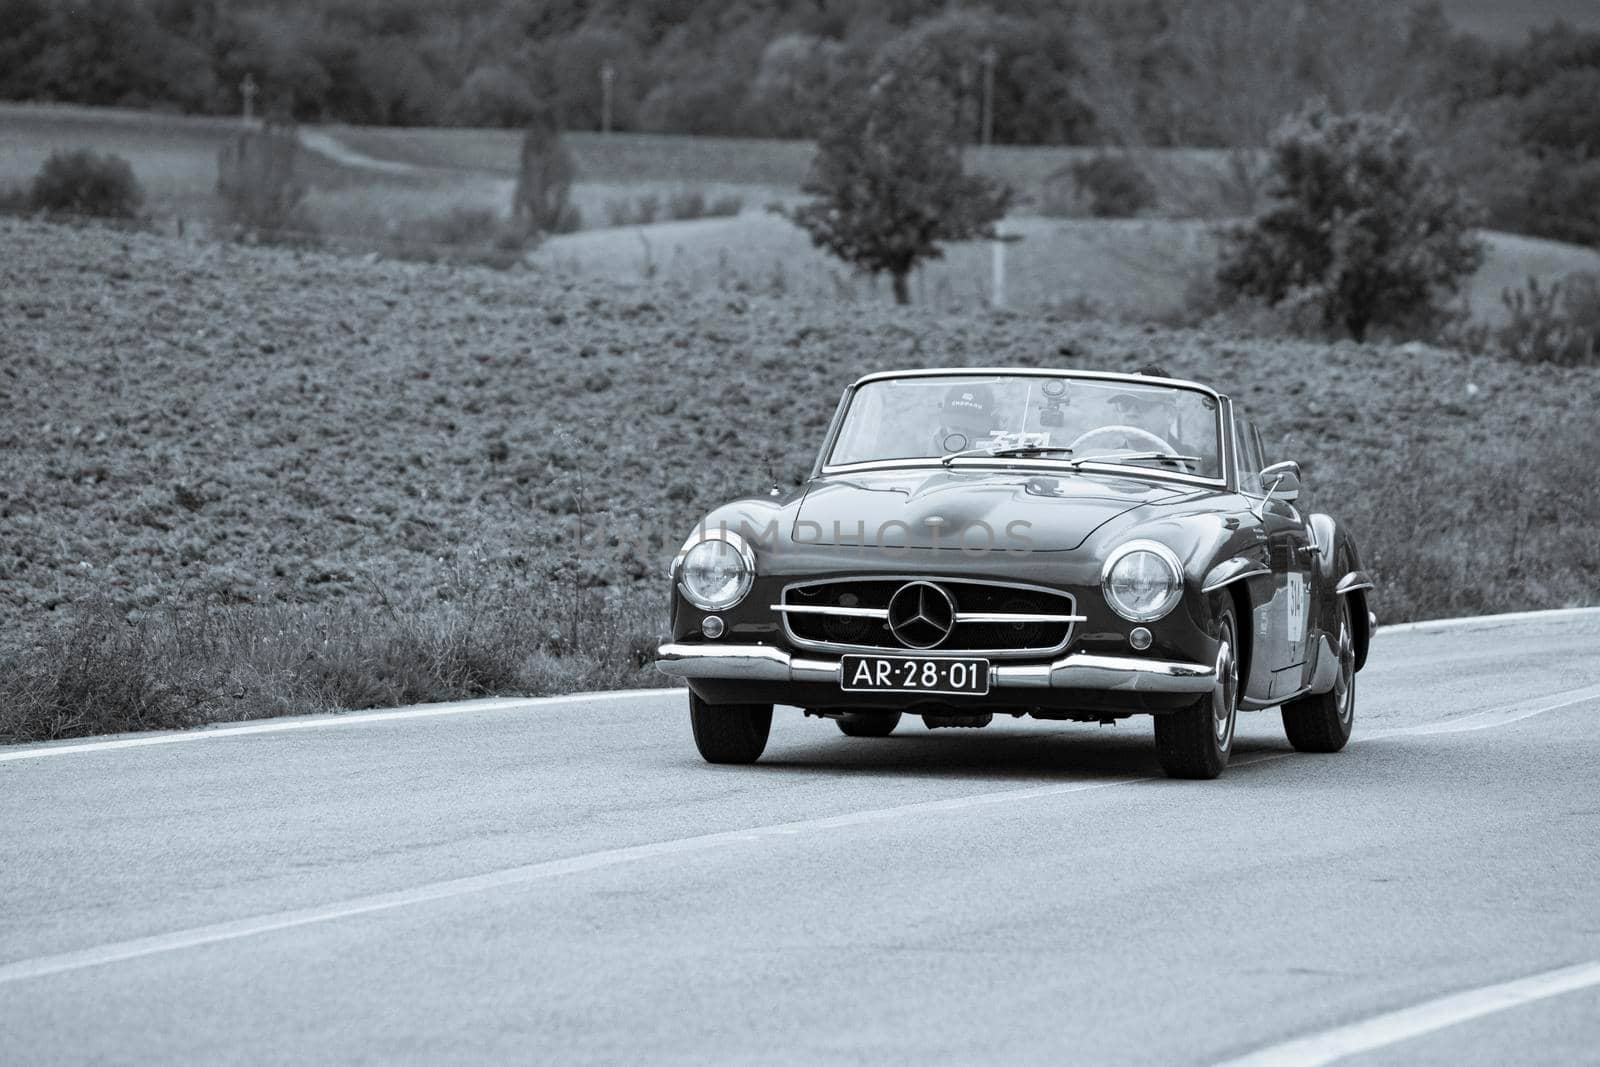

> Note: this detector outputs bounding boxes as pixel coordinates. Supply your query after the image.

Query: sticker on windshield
[979,431,1051,450]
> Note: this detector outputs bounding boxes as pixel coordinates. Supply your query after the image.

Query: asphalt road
[3,611,1599,1065]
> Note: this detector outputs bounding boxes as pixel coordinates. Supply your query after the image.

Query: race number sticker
[1285,573,1309,656]
[980,431,1051,450]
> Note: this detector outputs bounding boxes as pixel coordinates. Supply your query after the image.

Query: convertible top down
[657,367,1375,779]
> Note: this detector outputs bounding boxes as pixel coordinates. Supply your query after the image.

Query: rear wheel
[835,711,901,738]
[689,692,772,764]
[1153,600,1239,780]
[1281,594,1356,753]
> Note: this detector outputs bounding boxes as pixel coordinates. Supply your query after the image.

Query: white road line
[1215,959,1600,1067]
[0,689,683,763]
[0,773,1153,985]
[1,681,1594,984]
[1373,682,1600,737]
[1375,606,1600,636]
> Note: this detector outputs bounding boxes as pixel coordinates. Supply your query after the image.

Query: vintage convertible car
[655,368,1375,779]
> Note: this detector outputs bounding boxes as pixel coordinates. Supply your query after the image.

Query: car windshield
[827,374,1224,479]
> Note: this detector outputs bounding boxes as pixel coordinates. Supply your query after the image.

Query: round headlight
[677,533,754,611]
[1102,540,1184,622]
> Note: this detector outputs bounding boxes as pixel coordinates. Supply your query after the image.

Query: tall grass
[0,564,664,743]
[1317,429,1600,623]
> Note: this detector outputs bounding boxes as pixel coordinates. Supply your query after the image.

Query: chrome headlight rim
[1101,539,1185,623]
[674,528,756,611]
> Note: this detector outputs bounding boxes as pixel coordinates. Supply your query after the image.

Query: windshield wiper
[940,445,1074,467]
[1067,451,1200,470]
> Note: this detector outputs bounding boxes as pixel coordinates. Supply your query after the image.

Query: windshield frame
[813,368,1233,489]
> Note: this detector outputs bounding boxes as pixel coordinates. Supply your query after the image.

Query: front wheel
[1153,600,1239,780]
[689,692,773,764]
[835,711,901,738]
[1281,595,1356,753]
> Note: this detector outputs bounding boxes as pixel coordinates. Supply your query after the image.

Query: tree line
[2,0,1595,245]
[0,1,1589,140]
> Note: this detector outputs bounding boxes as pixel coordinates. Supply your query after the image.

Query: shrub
[707,194,743,218]
[386,206,543,269]
[1217,104,1484,341]
[1495,273,1600,366]
[216,120,312,240]
[29,149,145,218]
[414,204,499,247]
[666,187,705,221]
[1069,154,1157,218]
[512,112,575,237]
[0,181,28,215]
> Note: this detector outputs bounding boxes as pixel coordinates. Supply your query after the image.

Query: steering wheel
[1067,424,1177,456]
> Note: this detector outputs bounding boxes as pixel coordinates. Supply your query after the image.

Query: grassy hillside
[0,103,420,217]
[7,104,1596,329]
[535,213,1600,326]
[3,216,1598,740]
[1,104,1233,228]
[336,124,1232,207]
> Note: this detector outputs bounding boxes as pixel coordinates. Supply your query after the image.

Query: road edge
[5,606,1598,758]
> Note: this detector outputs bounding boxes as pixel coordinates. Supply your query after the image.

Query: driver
[1105,372,1212,471]
[932,383,997,454]
[1108,390,1184,449]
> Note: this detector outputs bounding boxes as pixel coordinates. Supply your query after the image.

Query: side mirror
[1260,460,1301,502]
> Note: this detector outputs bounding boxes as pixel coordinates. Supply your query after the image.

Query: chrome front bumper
[655,643,1216,694]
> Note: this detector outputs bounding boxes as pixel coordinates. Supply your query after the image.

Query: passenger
[932,383,997,454]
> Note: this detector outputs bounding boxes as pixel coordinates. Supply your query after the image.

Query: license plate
[840,655,990,696]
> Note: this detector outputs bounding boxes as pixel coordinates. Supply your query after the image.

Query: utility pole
[600,61,616,135]
[980,46,997,148]
[990,224,1023,310]
[240,72,258,125]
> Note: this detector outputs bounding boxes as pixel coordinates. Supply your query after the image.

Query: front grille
[780,577,1078,657]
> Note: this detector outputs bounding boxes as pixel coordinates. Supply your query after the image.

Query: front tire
[835,711,901,738]
[689,692,772,764]
[1153,600,1239,780]
[1281,594,1356,753]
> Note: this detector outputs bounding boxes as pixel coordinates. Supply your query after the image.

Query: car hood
[793,468,1198,552]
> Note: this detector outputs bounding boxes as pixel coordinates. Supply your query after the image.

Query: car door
[1235,410,1314,694]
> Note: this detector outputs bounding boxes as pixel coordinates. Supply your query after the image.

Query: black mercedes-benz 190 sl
[655,368,1376,779]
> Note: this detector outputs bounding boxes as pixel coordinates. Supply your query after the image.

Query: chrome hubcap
[1334,603,1355,725]
[1213,621,1238,749]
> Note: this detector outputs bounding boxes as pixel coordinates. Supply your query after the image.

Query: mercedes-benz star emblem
[887,581,956,649]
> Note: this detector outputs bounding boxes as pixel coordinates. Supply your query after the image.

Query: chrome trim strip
[955,612,1088,624]
[656,643,1215,694]
[768,604,890,619]
[1335,571,1376,596]
[848,366,1224,403]
[655,644,792,682]
[778,575,1080,660]
[816,456,1226,488]
[1201,557,1273,595]
[769,604,1086,625]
